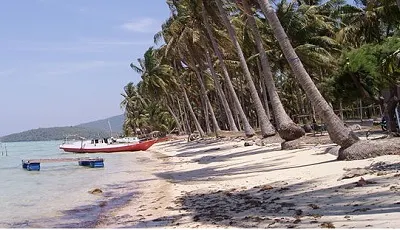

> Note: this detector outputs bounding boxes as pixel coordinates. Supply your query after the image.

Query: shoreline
[95,136,400,228]
[95,145,178,228]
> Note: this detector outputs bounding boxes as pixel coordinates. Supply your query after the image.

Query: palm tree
[205,49,239,131]
[180,71,206,137]
[257,0,359,148]
[120,82,149,135]
[242,0,305,141]
[215,0,276,138]
[201,0,256,137]
[157,1,223,136]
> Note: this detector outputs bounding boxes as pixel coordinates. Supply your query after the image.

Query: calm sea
[0,140,151,228]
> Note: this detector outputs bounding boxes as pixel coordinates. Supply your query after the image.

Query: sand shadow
[175,175,400,228]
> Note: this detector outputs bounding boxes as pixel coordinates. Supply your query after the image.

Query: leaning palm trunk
[166,103,183,134]
[256,60,271,119]
[200,90,212,134]
[182,87,205,137]
[205,50,238,131]
[257,0,359,148]
[177,96,188,134]
[201,2,255,137]
[194,67,222,132]
[216,0,275,138]
[244,0,304,141]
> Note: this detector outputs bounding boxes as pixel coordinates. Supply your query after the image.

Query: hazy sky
[0,0,170,136]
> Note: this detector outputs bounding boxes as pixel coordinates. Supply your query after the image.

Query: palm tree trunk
[166,98,183,134]
[205,50,238,131]
[257,59,271,120]
[200,89,212,134]
[201,2,255,137]
[182,97,192,141]
[182,87,205,137]
[244,0,304,141]
[194,67,221,132]
[216,0,275,138]
[257,0,358,148]
[177,96,187,134]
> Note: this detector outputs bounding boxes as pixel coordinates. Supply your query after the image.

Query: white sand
[96,137,400,228]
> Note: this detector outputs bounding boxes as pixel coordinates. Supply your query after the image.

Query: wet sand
[96,136,400,228]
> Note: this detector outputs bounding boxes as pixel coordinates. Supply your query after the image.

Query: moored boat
[59,136,157,153]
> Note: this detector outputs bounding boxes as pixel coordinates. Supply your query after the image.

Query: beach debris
[255,184,274,191]
[193,215,201,222]
[88,188,103,194]
[356,177,367,186]
[338,168,371,180]
[99,201,107,207]
[344,215,351,219]
[320,222,335,228]
[294,209,303,216]
[308,204,320,209]
[293,218,301,224]
[355,177,377,187]
[377,171,388,176]
[278,187,290,192]
[244,142,253,146]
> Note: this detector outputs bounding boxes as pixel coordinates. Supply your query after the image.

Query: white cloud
[120,18,160,33]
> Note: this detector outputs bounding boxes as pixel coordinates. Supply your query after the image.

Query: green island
[0,114,124,142]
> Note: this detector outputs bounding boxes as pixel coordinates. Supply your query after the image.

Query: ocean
[0,140,150,228]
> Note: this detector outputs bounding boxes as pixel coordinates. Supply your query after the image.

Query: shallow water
[0,141,150,227]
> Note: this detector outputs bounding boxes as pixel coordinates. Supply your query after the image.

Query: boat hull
[60,139,157,153]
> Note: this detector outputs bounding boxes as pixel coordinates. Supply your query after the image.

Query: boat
[59,136,157,153]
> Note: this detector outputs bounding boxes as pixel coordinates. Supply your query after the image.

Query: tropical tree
[202,0,256,136]
[215,0,276,137]
[242,0,305,141]
[257,0,360,149]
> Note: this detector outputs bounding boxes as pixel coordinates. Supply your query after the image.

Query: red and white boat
[59,136,157,153]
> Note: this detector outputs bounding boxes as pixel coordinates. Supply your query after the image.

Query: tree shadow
[191,147,281,164]
[174,175,400,228]
[156,161,281,182]
[158,139,227,153]
[156,154,336,183]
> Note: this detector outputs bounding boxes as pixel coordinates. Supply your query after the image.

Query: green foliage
[331,36,400,103]
[122,46,178,135]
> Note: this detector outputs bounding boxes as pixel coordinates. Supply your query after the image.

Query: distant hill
[0,126,109,142]
[0,114,125,142]
[77,114,124,134]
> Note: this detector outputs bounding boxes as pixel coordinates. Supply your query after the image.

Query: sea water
[0,140,150,227]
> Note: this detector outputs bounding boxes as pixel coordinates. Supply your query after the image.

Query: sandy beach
[96,134,400,228]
